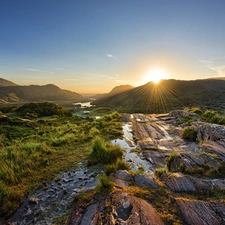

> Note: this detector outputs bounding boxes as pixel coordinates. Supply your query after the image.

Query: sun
[143,68,168,84]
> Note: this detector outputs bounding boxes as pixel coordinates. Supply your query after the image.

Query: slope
[93,79,225,113]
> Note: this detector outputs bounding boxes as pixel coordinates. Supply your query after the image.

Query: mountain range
[0,78,82,104]
[93,78,225,113]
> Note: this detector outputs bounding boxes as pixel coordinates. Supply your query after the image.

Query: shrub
[180,126,197,141]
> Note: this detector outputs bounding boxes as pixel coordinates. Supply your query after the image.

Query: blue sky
[1,0,225,93]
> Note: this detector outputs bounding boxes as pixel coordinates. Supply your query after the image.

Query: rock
[115,170,132,187]
[134,173,158,189]
[175,198,225,225]
[195,122,225,142]
[161,173,225,192]
[28,197,38,204]
[200,141,225,162]
[169,110,198,121]
[80,203,99,225]
[143,151,168,168]
[169,152,206,172]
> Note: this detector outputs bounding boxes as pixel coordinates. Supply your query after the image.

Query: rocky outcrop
[67,192,164,225]
[175,198,225,225]
[169,110,198,122]
[161,172,225,192]
[200,141,225,162]
[195,122,225,142]
[134,173,158,189]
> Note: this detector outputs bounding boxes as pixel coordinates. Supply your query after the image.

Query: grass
[0,105,123,218]
[97,173,113,191]
[125,185,182,225]
[180,126,197,141]
[105,159,130,175]
[155,168,167,177]
[166,152,178,171]
[88,137,123,165]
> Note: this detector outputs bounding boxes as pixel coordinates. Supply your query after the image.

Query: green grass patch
[180,126,197,141]
[89,137,123,165]
[0,105,123,218]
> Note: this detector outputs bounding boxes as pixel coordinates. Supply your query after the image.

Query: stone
[115,170,132,187]
[134,173,158,189]
[161,173,225,192]
[175,198,225,225]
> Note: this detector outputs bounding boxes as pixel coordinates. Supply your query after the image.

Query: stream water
[112,122,153,173]
[6,164,99,225]
[5,117,152,224]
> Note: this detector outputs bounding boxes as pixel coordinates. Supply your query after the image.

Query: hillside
[105,84,134,97]
[93,79,225,113]
[0,79,82,103]
[0,78,18,87]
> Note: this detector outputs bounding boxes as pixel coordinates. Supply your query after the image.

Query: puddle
[112,120,153,173]
[6,164,99,225]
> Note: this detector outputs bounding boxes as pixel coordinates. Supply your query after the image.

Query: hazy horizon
[1,0,225,93]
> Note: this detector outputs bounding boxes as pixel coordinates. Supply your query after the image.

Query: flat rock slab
[112,192,164,225]
[134,173,158,189]
[67,191,164,225]
[175,198,225,225]
[201,141,225,162]
[115,170,133,187]
[143,151,168,168]
[161,172,225,192]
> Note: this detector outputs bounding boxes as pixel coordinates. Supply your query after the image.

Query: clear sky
[1,0,225,93]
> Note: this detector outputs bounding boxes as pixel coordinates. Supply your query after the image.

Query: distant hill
[106,85,134,97]
[88,85,133,101]
[0,78,82,104]
[0,78,18,87]
[93,79,225,113]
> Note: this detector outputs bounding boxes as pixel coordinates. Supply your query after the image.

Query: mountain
[106,85,134,97]
[0,78,82,104]
[93,79,225,113]
[0,78,18,87]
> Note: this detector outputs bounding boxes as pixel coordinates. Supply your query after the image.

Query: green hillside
[93,79,225,113]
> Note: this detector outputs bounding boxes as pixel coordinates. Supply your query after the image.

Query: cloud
[106,54,116,59]
[199,56,225,77]
[20,67,54,74]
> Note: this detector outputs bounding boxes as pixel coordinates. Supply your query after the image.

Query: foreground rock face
[175,198,225,225]
[67,191,164,225]
[162,172,225,192]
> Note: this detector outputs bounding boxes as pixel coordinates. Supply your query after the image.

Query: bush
[180,126,197,141]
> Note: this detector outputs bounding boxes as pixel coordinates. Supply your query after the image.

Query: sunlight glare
[143,68,168,84]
